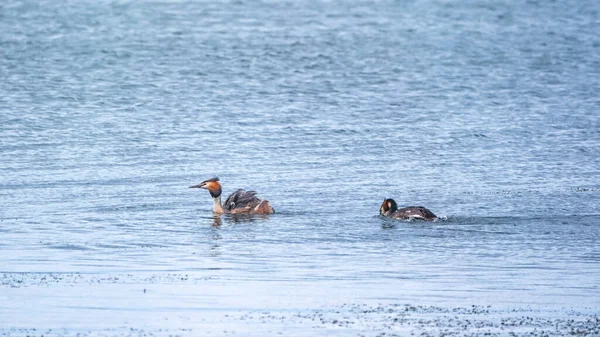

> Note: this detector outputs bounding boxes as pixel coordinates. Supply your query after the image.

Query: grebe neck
[212,195,225,214]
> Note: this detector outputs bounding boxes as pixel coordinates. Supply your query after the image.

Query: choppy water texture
[1,0,600,335]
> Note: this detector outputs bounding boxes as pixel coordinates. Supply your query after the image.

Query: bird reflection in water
[209,214,271,227]
[210,215,223,227]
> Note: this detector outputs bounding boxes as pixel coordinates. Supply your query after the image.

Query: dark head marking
[380,198,398,215]
[189,177,222,198]
[209,186,222,198]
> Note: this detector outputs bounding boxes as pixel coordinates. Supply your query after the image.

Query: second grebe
[189,177,274,215]
[380,198,437,221]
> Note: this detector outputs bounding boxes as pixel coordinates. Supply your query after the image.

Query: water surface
[1,0,599,335]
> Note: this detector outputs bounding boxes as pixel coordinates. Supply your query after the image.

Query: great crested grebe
[380,198,437,221]
[189,177,274,215]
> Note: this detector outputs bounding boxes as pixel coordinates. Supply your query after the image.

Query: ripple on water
[1,0,600,334]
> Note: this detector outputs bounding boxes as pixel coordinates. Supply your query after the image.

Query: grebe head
[189,177,222,198]
[380,198,398,216]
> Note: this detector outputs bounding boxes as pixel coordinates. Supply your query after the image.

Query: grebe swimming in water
[379,198,437,221]
[189,177,274,215]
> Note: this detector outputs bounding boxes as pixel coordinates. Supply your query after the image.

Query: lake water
[1,0,599,336]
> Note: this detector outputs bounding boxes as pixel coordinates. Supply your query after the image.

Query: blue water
[1,0,600,335]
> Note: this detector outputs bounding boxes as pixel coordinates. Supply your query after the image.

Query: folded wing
[396,206,437,220]
[223,189,263,212]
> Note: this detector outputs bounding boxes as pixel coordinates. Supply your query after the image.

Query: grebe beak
[189,183,205,188]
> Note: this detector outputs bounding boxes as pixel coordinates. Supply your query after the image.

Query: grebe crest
[192,177,222,198]
[190,177,274,215]
[380,198,437,221]
[380,198,398,217]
